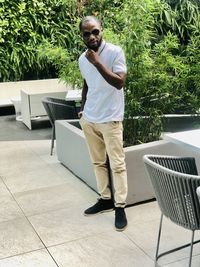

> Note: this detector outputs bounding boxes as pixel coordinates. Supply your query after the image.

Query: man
[78,16,128,231]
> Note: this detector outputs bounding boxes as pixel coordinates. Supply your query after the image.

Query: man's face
[81,20,102,51]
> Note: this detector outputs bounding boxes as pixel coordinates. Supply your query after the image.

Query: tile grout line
[122,231,155,262]
[45,248,60,267]
[0,170,103,266]
[0,248,49,262]
[0,176,60,266]
[0,176,50,249]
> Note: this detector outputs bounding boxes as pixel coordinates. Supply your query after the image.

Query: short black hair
[79,16,102,31]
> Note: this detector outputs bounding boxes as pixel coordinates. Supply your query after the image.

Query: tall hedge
[1,0,200,145]
[0,0,79,81]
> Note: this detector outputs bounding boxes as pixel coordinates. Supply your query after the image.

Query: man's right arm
[78,79,88,118]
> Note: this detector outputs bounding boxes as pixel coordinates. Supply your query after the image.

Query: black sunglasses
[82,29,100,39]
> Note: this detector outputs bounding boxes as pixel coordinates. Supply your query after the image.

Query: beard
[86,38,102,51]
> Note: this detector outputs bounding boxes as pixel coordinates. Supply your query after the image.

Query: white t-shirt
[79,40,127,123]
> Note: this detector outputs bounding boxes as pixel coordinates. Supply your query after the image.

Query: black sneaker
[115,207,127,231]
[84,198,114,216]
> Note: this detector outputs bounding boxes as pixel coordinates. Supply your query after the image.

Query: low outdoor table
[163,129,200,153]
[65,89,81,101]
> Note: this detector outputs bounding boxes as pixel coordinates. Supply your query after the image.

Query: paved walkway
[0,138,200,266]
[0,114,51,141]
[0,111,200,266]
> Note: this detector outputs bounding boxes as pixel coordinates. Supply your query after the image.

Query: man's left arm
[85,49,126,90]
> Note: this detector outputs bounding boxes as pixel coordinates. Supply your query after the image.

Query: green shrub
[0,0,78,81]
[155,0,200,44]
[1,0,200,146]
[37,0,200,145]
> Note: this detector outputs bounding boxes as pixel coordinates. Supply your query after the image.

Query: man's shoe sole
[84,208,114,216]
[115,224,128,231]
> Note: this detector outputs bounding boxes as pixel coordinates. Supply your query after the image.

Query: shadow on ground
[0,107,51,141]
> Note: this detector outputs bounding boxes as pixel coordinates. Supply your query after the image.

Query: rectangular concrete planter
[55,120,200,206]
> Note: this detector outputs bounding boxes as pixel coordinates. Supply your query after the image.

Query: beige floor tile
[0,249,58,267]
[124,216,200,265]
[0,141,24,154]
[27,142,60,165]
[28,205,113,247]
[14,183,97,216]
[44,159,73,177]
[24,140,51,157]
[0,148,46,177]
[0,194,24,222]
[0,218,44,259]
[0,160,46,178]
[0,141,35,158]
[48,161,95,187]
[45,158,77,178]
[0,140,51,167]
[41,161,99,201]
[0,179,24,222]
[49,231,154,267]
[125,201,160,224]
[162,254,200,267]
[2,167,68,194]
[39,151,59,164]
[0,179,10,196]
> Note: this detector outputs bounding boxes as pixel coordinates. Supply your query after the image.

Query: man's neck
[98,40,106,55]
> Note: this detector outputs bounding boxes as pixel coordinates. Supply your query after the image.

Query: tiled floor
[0,139,200,267]
[0,114,51,141]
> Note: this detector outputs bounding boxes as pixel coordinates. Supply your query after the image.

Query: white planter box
[55,120,200,205]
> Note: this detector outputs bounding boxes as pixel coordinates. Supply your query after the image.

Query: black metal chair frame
[42,97,78,155]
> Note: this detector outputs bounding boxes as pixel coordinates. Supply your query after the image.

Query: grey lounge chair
[143,154,200,267]
[42,97,78,155]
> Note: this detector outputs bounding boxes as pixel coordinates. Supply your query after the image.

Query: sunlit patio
[0,113,200,267]
[1,0,200,265]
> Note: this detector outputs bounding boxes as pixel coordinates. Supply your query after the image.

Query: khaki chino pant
[80,117,128,207]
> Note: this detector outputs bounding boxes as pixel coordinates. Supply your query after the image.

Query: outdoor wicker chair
[143,154,200,267]
[42,97,78,155]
